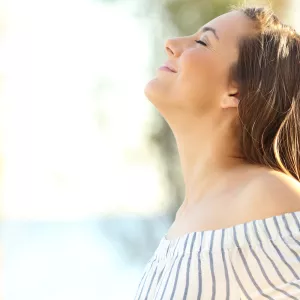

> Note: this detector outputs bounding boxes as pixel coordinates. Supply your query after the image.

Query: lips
[164,62,177,73]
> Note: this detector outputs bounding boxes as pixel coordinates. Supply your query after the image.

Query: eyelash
[195,40,207,46]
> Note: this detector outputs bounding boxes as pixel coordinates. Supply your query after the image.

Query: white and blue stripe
[133,211,300,299]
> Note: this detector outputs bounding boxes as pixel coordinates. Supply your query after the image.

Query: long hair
[229,6,300,181]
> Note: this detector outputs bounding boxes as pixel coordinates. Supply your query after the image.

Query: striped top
[133,211,300,299]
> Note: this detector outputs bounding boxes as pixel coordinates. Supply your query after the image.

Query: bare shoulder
[240,168,300,219]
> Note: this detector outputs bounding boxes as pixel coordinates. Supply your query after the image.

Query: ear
[220,88,240,109]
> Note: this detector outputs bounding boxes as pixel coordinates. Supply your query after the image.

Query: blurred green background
[0,0,298,299]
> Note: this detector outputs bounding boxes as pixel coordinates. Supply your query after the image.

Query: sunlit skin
[144,11,267,219]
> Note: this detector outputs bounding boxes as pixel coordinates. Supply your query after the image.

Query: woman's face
[145,11,254,119]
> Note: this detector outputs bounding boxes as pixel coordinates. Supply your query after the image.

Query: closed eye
[195,40,207,46]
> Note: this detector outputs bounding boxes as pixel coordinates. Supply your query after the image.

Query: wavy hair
[229,5,300,181]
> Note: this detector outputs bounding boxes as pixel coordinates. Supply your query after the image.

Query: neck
[172,112,247,208]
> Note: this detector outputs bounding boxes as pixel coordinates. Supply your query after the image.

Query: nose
[165,37,181,58]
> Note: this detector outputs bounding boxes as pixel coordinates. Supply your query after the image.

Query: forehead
[200,11,254,45]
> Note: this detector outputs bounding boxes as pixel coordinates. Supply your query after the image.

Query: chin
[144,77,160,102]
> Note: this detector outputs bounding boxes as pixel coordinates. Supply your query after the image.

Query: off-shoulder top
[133,211,300,299]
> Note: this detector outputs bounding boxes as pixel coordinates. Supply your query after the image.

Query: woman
[134,5,300,300]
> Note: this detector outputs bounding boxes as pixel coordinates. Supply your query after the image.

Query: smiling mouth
[158,65,177,73]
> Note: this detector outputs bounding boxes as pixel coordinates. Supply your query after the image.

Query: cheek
[170,49,229,112]
[178,48,223,94]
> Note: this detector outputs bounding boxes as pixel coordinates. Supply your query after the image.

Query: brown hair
[229,5,300,181]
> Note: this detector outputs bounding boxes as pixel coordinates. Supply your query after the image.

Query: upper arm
[241,170,300,220]
[230,172,300,299]
[229,220,300,299]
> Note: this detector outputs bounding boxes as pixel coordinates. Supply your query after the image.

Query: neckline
[162,210,300,244]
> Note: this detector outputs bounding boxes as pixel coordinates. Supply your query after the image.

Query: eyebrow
[201,26,219,41]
